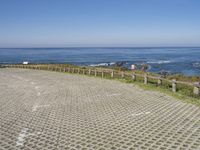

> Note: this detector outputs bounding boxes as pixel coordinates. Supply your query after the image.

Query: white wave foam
[90,62,116,67]
[147,60,171,64]
[147,64,152,71]
[193,62,200,68]
[109,62,116,65]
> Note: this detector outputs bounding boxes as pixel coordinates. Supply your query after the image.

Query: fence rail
[3,64,200,96]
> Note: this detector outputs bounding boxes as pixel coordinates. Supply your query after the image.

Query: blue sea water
[0,47,200,76]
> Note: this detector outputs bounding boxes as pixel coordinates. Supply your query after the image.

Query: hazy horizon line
[0,46,200,49]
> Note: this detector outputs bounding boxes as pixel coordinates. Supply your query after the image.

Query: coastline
[0,47,200,76]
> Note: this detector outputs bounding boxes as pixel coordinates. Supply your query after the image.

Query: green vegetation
[167,74,200,82]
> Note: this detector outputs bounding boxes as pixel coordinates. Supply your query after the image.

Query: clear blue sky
[0,0,200,47]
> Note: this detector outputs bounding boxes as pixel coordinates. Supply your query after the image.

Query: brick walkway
[0,68,200,150]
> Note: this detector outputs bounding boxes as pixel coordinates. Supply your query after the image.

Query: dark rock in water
[133,63,149,71]
[159,70,171,78]
[141,64,149,71]
[114,61,127,67]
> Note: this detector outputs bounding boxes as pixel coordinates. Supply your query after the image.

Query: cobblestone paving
[0,68,200,150]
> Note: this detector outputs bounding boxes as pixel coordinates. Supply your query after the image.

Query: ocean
[0,47,200,76]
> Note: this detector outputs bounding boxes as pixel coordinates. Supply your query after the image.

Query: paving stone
[0,68,200,150]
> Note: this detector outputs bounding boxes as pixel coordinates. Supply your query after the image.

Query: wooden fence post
[193,82,200,95]
[83,69,85,75]
[111,71,114,78]
[72,68,75,73]
[89,69,91,75]
[144,74,148,84]
[132,74,136,81]
[157,77,162,86]
[121,71,124,78]
[102,70,104,78]
[95,70,97,77]
[78,68,80,74]
[172,79,177,92]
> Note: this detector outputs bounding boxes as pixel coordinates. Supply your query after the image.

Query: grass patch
[116,78,200,107]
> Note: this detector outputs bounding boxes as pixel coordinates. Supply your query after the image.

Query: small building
[23,61,29,65]
[131,64,137,70]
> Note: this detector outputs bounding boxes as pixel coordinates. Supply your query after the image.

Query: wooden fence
[3,64,200,96]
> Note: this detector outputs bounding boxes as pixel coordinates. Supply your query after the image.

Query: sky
[0,0,200,47]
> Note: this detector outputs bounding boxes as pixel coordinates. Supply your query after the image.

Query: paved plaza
[0,68,200,150]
